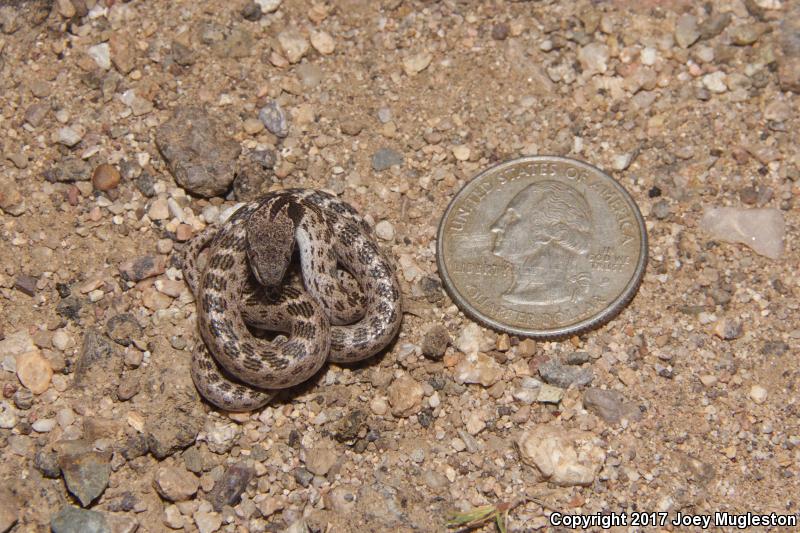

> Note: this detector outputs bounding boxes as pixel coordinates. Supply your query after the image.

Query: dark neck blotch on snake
[178,189,403,411]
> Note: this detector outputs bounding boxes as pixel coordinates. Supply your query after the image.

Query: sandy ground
[0,0,798,531]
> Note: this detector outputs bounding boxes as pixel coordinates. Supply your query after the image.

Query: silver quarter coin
[437,156,648,338]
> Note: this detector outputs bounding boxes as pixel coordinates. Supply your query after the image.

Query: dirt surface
[0,0,799,532]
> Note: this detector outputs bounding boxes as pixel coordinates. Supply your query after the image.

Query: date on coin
[436,156,648,338]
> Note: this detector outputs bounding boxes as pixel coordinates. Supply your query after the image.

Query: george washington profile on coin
[437,155,647,338]
[490,180,593,306]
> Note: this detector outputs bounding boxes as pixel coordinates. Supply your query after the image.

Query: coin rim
[436,155,648,339]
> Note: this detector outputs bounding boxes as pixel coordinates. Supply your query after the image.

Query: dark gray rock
[293,467,313,488]
[135,173,156,198]
[59,452,111,507]
[13,274,37,296]
[56,296,82,321]
[44,158,91,183]
[699,12,731,41]
[209,463,254,511]
[241,2,262,21]
[371,148,403,171]
[539,359,593,388]
[12,388,33,410]
[35,449,62,478]
[155,106,241,197]
[120,433,148,460]
[50,506,110,533]
[565,351,590,365]
[416,275,443,303]
[421,325,450,361]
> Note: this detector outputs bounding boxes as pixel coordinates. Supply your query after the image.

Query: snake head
[245,203,297,287]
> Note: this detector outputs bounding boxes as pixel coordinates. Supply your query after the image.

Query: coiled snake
[178,189,402,411]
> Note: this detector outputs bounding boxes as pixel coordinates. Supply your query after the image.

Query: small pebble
[51,330,74,351]
[59,451,111,507]
[640,47,657,65]
[303,439,338,476]
[370,397,388,416]
[32,418,57,433]
[465,412,485,435]
[421,325,450,360]
[256,0,281,13]
[258,101,289,138]
[403,52,432,75]
[310,30,335,55]
[56,408,76,428]
[454,353,503,387]
[517,425,605,486]
[243,118,264,135]
[702,71,727,94]
[155,106,241,197]
[277,27,309,63]
[712,318,743,340]
[0,402,16,429]
[652,199,671,219]
[452,145,470,161]
[148,198,169,220]
[377,107,392,123]
[50,507,109,533]
[156,238,174,255]
[241,2,262,21]
[577,42,609,74]
[155,465,200,502]
[56,126,85,147]
[491,23,509,40]
[340,120,364,136]
[374,220,395,241]
[371,148,403,171]
[118,255,166,282]
[87,43,111,69]
[701,207,784,260]
[14,275,37,296]
[749,385,768,404]
[387,373,424,417]
[16,350,52,394]
[194,511,222,533]
[675,13,700,48]
[91,164,120,191]
[12,389,32,410]
[163,505,184,529]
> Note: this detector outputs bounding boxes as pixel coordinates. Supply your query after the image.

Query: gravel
[1,1,798,530]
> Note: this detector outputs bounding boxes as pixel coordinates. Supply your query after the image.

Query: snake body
[179,189,402,411]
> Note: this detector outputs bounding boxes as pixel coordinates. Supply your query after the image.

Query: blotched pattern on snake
[178,189,402,411]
